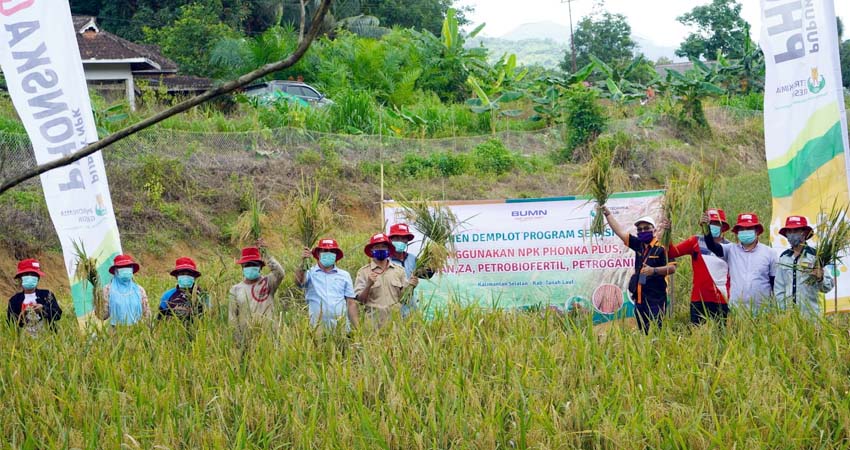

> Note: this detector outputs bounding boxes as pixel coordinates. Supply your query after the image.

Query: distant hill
[473,21,681,67]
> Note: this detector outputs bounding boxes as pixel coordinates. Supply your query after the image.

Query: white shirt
[718,242,777,310]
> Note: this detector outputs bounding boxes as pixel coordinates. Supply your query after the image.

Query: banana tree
[530,62,595,126]
[590,55,659,103]
[466,76,523,135]
[657,59,726,134]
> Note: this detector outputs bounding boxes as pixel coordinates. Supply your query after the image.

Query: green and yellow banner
[761,0,850,313]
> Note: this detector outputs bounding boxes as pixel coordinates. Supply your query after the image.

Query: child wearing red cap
[6,259,62,334]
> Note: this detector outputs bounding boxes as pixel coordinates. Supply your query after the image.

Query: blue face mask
[372,249,390,261]
[177,275,195,289]
[243,266,261,281]
[392,241,408,253]
[738,229,757,245]
[116,267,134,282]
[709,224,722,238]
[319,252,337,268]
[21,275,38,290]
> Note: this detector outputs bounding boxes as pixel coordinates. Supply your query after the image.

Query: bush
[329,90,379,134]
[472,139,516,175]
[563,86,607,160]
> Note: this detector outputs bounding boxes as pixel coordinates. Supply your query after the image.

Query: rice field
[2,300,850,449]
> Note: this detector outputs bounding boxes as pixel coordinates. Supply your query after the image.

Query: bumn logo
[807,67,826,94]
[511,210,547,218]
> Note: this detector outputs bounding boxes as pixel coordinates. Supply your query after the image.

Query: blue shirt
[301,265,355,328]
[392,253,418,317]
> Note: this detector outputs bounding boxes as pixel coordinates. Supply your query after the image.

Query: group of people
[603,206,834,333]
[5,223,423,335]
[5,209,837,336]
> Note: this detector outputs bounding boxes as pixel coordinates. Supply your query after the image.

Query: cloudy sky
[457,0,850,47]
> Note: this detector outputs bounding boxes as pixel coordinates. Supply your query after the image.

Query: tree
[144,2,239,77]
[360,0,469,36]
[656,56,674,66]
[676,0,750,60]
[560,12,636,74]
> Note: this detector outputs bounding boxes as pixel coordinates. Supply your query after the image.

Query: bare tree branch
[0,0,332,196]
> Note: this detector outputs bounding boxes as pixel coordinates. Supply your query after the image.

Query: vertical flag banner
[0,0,122,324]
[761,0,850,313]
[384,191,663,326]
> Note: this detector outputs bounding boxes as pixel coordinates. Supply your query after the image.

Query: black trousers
[689,301,729,325]
[634,298,666,334]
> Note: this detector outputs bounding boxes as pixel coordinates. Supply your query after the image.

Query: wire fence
[0,106,769,190]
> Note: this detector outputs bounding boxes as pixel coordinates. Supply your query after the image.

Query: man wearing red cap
[774,215,834,317]
[228,241,285,330]
[354,233,417,326]
[664,209,732,324]
[388,223,422,317]
[295,238,359,330]
[7,259,62,334]
[704,212,777,312]
[159,257,209,322]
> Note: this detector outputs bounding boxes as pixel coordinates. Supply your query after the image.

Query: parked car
[243,81,333,107]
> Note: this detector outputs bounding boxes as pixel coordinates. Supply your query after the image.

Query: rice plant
[231,192,269,246]
[687,162,716,233]
[396,198,462,303]
[71,240,106,320]
[807,200,850,286]
[292,177,334,267]
[577,137,629,235]
[660,179,686,247]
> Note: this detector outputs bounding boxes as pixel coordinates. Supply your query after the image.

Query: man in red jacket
[665,209,731,325]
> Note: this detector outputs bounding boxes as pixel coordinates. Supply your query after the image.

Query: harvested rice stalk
[577,138,629,235]
[72,240,106,320]
[232,193,270,246]
[293,177,334,269]
[660,179,685,247]
[396,198,462,304]
[687,162,716,234]
[806,200,850,285]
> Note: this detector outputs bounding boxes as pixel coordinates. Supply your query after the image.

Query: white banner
[760,0,850,313]
[384,191,664,325]
[0,0,122,321]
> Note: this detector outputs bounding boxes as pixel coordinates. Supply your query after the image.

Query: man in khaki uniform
[228,243,285,336]
[354,233,417,327]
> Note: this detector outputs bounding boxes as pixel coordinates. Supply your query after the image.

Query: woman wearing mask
[7,259,62,334]
[601,207,676,333]
[99,254,150,326]
[159,257,209,322]
[774,216,834,318]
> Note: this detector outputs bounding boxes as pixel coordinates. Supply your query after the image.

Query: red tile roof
[73,15,178,73]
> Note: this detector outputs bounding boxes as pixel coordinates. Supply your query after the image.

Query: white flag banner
[760,0,850,313]
[0,0,122,323]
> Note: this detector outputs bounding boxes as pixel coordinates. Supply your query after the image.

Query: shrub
[329,90,379,134]
[472,139,516,175]
[563,86,607,160]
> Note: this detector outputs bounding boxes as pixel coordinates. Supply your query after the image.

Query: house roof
[654,62,694,77]
[73,15,178,73]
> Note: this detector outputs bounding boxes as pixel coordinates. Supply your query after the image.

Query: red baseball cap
[236,247,264,266]
[170,257,201,277]
[706,208,731,232]
[109,254,140,275]
[364,233,391,258]
[15,259,45,278]
[388,223,415,241]
[732,213,764,235]
[779,215,813,237]
[312,238,344,261]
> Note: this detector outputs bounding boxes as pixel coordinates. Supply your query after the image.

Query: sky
[457,0,850,47]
